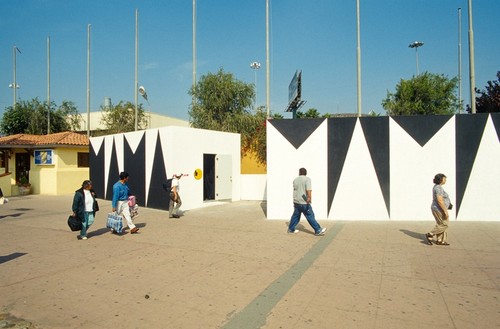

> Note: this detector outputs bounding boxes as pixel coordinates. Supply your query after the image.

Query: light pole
[409,41,424,75]
[467,0,476,113]
[10,46,21,108]
[458,8,463,113]
[250,61,260,106]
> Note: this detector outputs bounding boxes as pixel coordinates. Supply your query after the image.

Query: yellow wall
[241,151,266,174]
[4,147,89,196]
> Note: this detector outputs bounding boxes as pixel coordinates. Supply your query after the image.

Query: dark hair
[433,173,446,185]
[82,180,92,189]
[119,172,129,180]
[299,168,307,176]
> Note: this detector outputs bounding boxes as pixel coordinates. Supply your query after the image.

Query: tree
[189,68,255,131]
[469,71,500,113]
[52,101,81,132]
[189,68,265,161]
[99,101,148,134]
[296,108,321,118]
[0,98,81,135]
[382,72,459,115]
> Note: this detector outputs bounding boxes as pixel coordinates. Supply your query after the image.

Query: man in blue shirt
[112,172,139,234]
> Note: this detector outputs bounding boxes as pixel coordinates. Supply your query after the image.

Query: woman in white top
[72,180,99,240]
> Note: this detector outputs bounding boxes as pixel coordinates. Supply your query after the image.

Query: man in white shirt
[169,174,183,218]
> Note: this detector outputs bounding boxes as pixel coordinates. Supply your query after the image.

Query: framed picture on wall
[34,150,54,165]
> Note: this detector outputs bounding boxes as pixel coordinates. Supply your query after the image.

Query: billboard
[288,70,302,105]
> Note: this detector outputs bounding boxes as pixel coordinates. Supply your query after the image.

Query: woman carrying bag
[72,180,99,240]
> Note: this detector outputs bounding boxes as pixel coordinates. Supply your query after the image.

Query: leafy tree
[468,71,500,113]
[99,101,148,134]
[52,101,81,132]
[296,108,321,118]
[189,68,263,158]
[382,72,459,115]
[0,98,81,135]
[189,68,255,131]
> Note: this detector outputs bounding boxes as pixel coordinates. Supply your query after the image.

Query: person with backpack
[169,173,183,218]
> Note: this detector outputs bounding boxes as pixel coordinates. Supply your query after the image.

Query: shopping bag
[130,204,139,218]
[67,215,82,231]
[106,212,124,233]
[128,195,136,207]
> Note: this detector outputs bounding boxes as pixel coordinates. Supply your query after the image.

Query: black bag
[67,215,82,231]
[162,178,173,192]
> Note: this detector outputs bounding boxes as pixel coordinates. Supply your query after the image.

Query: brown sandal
[436,241,450,246]
[425,233,433,245]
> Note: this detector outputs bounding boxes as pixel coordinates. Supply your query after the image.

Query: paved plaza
[1,194,499,329]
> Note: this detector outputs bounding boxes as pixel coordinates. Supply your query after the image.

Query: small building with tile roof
[0,131,90,197]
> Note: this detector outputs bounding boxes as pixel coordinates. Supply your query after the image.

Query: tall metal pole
[250,62,261,108]
[356,0,362,116]
[135,9,139,131]
[415,47,420,75]
[467,0,476,113]
[409,41,424,75]
[12,46,19,109]
[458,8,462,114]
[265,0,270,118]
[192,0,197,98]
[87,24,91,138]
[47,36,51,134]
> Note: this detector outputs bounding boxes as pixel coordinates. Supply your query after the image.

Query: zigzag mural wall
[89,126,241,212]
[267,114,500,221]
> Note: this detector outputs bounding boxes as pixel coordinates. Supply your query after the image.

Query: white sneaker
[287,229,299,234]
[315,228,327,236]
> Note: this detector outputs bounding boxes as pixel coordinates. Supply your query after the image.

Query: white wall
[266,115,500,221]
[240,174,267,200]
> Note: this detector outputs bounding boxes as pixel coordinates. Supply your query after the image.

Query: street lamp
[250,61,261,106]
[11,46,21,108]
[408,41,424,75]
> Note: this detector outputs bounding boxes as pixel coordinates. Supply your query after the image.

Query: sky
[1,0,499,121]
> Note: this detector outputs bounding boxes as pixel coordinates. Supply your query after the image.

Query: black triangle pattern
[360,116,390,216]
[89,142,105,200]
[490,113,500,143]
[147,131,170,210]
[392,115,453,147]
[268,118,325,149]
[124,134,146,207]
[106,138,120,201]
[327,117,357,217]
[455,113,489,216]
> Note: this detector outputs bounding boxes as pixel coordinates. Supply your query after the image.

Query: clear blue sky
[1,0,499,121]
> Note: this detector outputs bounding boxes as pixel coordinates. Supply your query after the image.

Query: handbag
[67,215,82,231]
[106,212,124,233]
[128,195,136,207]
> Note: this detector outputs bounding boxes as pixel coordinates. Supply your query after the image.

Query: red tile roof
[0,131,89,147]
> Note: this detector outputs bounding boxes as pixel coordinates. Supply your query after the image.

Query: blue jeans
[289,203,322,234]
[80,212,94,237]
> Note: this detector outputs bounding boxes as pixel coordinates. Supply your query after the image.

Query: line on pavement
[221,222,344,329]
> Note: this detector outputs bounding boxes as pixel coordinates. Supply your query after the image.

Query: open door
[215,154,232,200]
[203,154,215,201]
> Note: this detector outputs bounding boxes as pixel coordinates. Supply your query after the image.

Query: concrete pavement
[1,195,499,329]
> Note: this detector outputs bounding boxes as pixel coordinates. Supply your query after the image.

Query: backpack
[162,178,173,192]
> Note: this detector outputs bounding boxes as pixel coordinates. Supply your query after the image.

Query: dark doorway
[15,153,30,184]
[203,154,215,200]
